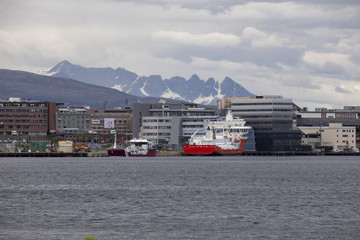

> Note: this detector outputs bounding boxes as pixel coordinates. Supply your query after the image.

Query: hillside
[0,69,166,109]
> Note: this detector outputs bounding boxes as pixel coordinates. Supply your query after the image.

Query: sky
[1,0,359,109]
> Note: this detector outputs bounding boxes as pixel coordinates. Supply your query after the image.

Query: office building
[0,98,56,136]
[56,106,91,134]
[222,96,307,151]
[299,123,356,151]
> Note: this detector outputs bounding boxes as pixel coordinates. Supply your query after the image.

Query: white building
[141,106,218,150]
[299,123,356,151]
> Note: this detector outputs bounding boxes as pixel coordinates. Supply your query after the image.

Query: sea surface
[0,156,359,240]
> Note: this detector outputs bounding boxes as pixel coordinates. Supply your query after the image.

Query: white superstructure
[189,110,251,150]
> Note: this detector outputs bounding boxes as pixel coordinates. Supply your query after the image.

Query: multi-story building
[221,95,308,151]
[139,103,217,150]
[298,107,360,119]
[56,106,91,134]
[0,98,56,136]
[299,123,356,151]
[89,108,132,142]
[296,106,360,148]
[131,102,199,139]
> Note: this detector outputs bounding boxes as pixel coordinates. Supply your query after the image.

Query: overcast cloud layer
[1,0,359,109]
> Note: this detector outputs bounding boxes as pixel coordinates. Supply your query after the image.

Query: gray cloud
[334,86,352,94]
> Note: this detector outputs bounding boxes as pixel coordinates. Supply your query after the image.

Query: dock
[0,152,88,157]
[0,151,359,157]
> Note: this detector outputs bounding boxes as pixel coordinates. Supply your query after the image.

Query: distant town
[0,96,359,155]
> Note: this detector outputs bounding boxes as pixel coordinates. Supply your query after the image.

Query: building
[296,106,360,148]
[299,123,356,151]
[139,103,217,150]
[56,106,91,134]
[222,96,308,152]
[89,108,132,143]
[298,107,359,119]
[131,102,199,139]
[0,98,56,136]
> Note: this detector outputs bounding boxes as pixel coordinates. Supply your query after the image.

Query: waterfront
[1,156,359,240]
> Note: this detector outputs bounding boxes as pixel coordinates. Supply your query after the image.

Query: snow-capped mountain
[45,60,254,105]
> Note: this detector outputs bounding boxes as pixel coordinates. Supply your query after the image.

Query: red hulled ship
[183,110,251,156]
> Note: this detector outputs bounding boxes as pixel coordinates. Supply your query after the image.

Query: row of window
[142,132,171,136]
[0,109,47,112]
[232,102,292,106]
[143,119,172,123]
[246,121,291,125]
[1,119,46,123]
[213,128,248,133]
[234,115,293,119]
[182,119,206,123]
[183,125,203,129]
[0,125,42,129]
[58,111,88,114]
[58,116,90,119]
[150,112,214,117]
[0,114,47,118]
[0,103,46,107]
[143,126,172,129]
[233,109,292,112]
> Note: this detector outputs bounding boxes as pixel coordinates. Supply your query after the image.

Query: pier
[0,151,359,157]
[0,152,88,157]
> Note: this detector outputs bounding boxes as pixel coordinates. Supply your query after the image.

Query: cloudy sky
[1,0,359,109]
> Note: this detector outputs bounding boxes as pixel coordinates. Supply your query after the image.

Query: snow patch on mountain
[112,84,124,92]
[140,81,149,96]
[161,89,184,100]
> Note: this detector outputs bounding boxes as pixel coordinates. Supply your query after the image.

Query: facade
[222,95,307,151]
[56,106,91,134]
[296,106,360,148]
[298,107,359,119]
[0,98,56,136]
[131,102,199,139]
[140,103,217,149]
[89,108,132,142]
[299,123,356,151]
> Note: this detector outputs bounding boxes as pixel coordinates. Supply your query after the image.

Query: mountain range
[0,69,165,109]
[45,60,254,105]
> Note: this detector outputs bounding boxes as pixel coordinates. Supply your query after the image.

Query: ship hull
[107,148,126,156]
[107,148,157,157]
[184,139,247,156]
[127,149,157,157]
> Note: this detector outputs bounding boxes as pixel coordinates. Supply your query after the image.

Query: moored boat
[107,130,126,156]
[107,131,156,157]
[183,110,251,156]
[125,138,157,157]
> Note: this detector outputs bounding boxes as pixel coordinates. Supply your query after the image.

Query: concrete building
[56,106,91,134]
[131,102,199,139]
[141,104,217,150]
[221,96,308,152]
[299,123,356,151]
[298,107,360,119]
[89,108,132,143]
[296,106,360,148]
[0,98,56,136]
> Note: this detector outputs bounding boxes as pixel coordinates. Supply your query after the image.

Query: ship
[183,110,251,156]
[107,131,156,157]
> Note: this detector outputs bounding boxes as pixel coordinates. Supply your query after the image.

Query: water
[1,156,359,240]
